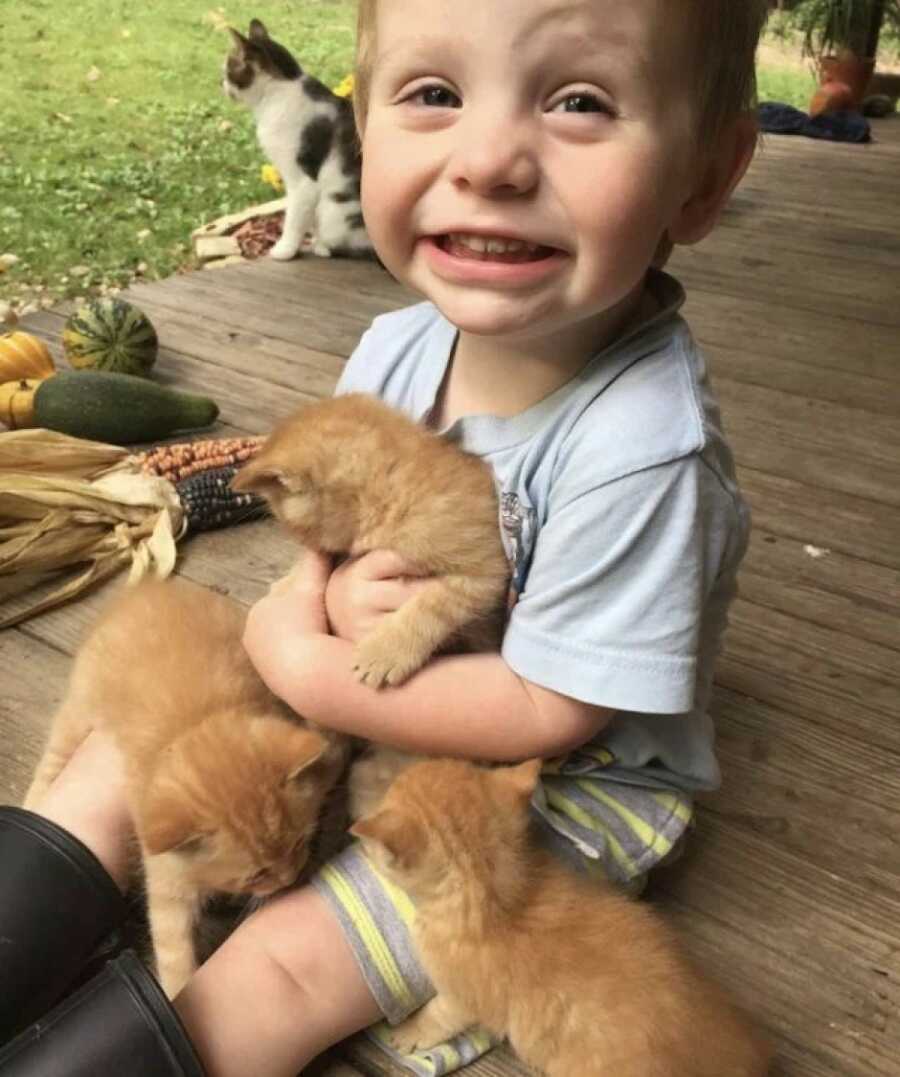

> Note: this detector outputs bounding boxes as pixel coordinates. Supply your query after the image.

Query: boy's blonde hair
[352,0,768,147]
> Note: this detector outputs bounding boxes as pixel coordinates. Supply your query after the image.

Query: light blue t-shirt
[335,270,750,794]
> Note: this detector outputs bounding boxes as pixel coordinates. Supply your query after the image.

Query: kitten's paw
[388,1017,445,1054]
[352,637,425,688]
[269,240,300,260]
[311,241,333,258]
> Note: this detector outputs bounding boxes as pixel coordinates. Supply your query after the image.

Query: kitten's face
[232,400,375,553]
[223,19,300,105]
[351,759,542,899]
[142,716,334,897]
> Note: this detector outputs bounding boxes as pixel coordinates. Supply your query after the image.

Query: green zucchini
[34,370,219,444]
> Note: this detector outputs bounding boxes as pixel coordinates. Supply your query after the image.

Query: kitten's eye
[549,92,616,117]
[407,84,461,109]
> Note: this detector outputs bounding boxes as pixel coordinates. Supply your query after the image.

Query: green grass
[757,65,818,109]
[0,1,357,311]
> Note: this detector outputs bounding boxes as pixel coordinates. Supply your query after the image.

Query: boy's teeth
[448,233,537,255]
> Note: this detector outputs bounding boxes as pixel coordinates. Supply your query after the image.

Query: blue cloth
[335,269,750,798]
[758,101,871,143]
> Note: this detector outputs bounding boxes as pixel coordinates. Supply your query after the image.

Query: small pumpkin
[0,331,56,383]
[63,298,158,377]
[0,378,43,429]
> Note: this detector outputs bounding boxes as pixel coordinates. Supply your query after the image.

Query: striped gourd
[63,298,158,377]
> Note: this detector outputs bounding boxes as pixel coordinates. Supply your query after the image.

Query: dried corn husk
[0,429,184,629]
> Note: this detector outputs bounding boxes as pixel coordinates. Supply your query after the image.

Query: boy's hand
[245,548,333,645]
[325,550,430,643]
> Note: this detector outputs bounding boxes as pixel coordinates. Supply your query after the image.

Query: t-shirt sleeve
[502,456,726,714]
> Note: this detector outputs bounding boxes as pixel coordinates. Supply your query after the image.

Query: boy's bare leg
[175,884,381,1077]
[28,730,133,892]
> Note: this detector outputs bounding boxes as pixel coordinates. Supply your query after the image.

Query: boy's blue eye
[413,85,460,108]
[552,93,614,116]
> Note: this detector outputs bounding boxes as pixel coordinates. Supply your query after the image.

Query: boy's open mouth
[437,233,557,264]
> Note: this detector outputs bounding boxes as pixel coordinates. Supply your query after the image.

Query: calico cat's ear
[350,810,426,872]
[496,759,543,803]
[228,26,250,52]
[248,19,270,43]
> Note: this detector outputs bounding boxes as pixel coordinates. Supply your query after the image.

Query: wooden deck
[3,116,899,1076]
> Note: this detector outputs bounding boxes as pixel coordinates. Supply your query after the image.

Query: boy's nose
[447,116,539,199]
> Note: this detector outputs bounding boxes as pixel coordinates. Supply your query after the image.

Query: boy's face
[361,0,702,347]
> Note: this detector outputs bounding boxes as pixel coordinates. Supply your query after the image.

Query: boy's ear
[350,809,426,871]
[667,114,758,248]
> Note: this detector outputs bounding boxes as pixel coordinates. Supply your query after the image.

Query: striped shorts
[312,765,693,1076]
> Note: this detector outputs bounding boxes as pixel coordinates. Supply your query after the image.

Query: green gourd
[63,298,158,377]
[33,370,219,444]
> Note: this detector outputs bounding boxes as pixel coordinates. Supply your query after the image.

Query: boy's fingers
[269,549,332,596]
[357,549,424,580]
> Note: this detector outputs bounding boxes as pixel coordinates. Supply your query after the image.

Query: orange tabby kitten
[352,760,772,1077]
[231,392,509,688]
[25,578,348,997]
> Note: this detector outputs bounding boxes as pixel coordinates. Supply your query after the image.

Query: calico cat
[231,393,510,690]
[223,18,372,261]
[352,759,773,1077]
[24,578,348,998]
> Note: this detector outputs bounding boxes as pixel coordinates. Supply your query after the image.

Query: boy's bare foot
[32,731,134,891]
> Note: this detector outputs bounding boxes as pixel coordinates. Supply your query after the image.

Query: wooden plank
[739,467,900,570]
[0,631,67,805]
[710,685,900,896]
[656,817,900,1077]
[739,530,900,652]
[685,289,900,384]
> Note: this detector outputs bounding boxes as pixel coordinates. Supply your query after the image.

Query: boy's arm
[243,553,612,762]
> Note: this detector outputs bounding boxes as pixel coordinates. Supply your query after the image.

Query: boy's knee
[241,884,379,1034]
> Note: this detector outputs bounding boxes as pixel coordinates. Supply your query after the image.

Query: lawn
[0,1,357,313]
[0,4,866,316]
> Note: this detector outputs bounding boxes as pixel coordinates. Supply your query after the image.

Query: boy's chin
[423,291,559,340]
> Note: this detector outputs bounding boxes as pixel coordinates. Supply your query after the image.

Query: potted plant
[794,0,900,112]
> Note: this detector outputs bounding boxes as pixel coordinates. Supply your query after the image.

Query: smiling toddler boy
[237,1,770,1072]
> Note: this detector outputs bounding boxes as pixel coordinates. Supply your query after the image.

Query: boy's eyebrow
[373,28,654,87]
[373,35,455,69]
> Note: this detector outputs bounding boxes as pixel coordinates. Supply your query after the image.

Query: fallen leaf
[803,544,830,559]
[136,229,152,241]
[86,65,102,82]
[106,97,120,107]
[0,254,20,269]
[70,266,91,277]
[52,112,73,124]
[121,28,132,39]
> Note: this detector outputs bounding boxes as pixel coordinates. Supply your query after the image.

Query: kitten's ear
[497,759,543,802]
[283,729,329,783]
[350,810,426,871]
[231,459,310,497]
[248,19,270,42]
[142,802,209,857]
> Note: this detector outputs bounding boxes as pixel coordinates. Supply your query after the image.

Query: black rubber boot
[0,951,205,1076]
[0,806,130,1043]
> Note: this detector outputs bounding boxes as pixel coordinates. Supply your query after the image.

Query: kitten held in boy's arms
[223,19,372,261]
[352,759,772,1076]
[24,579,348,998]
[232,392,510,689]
